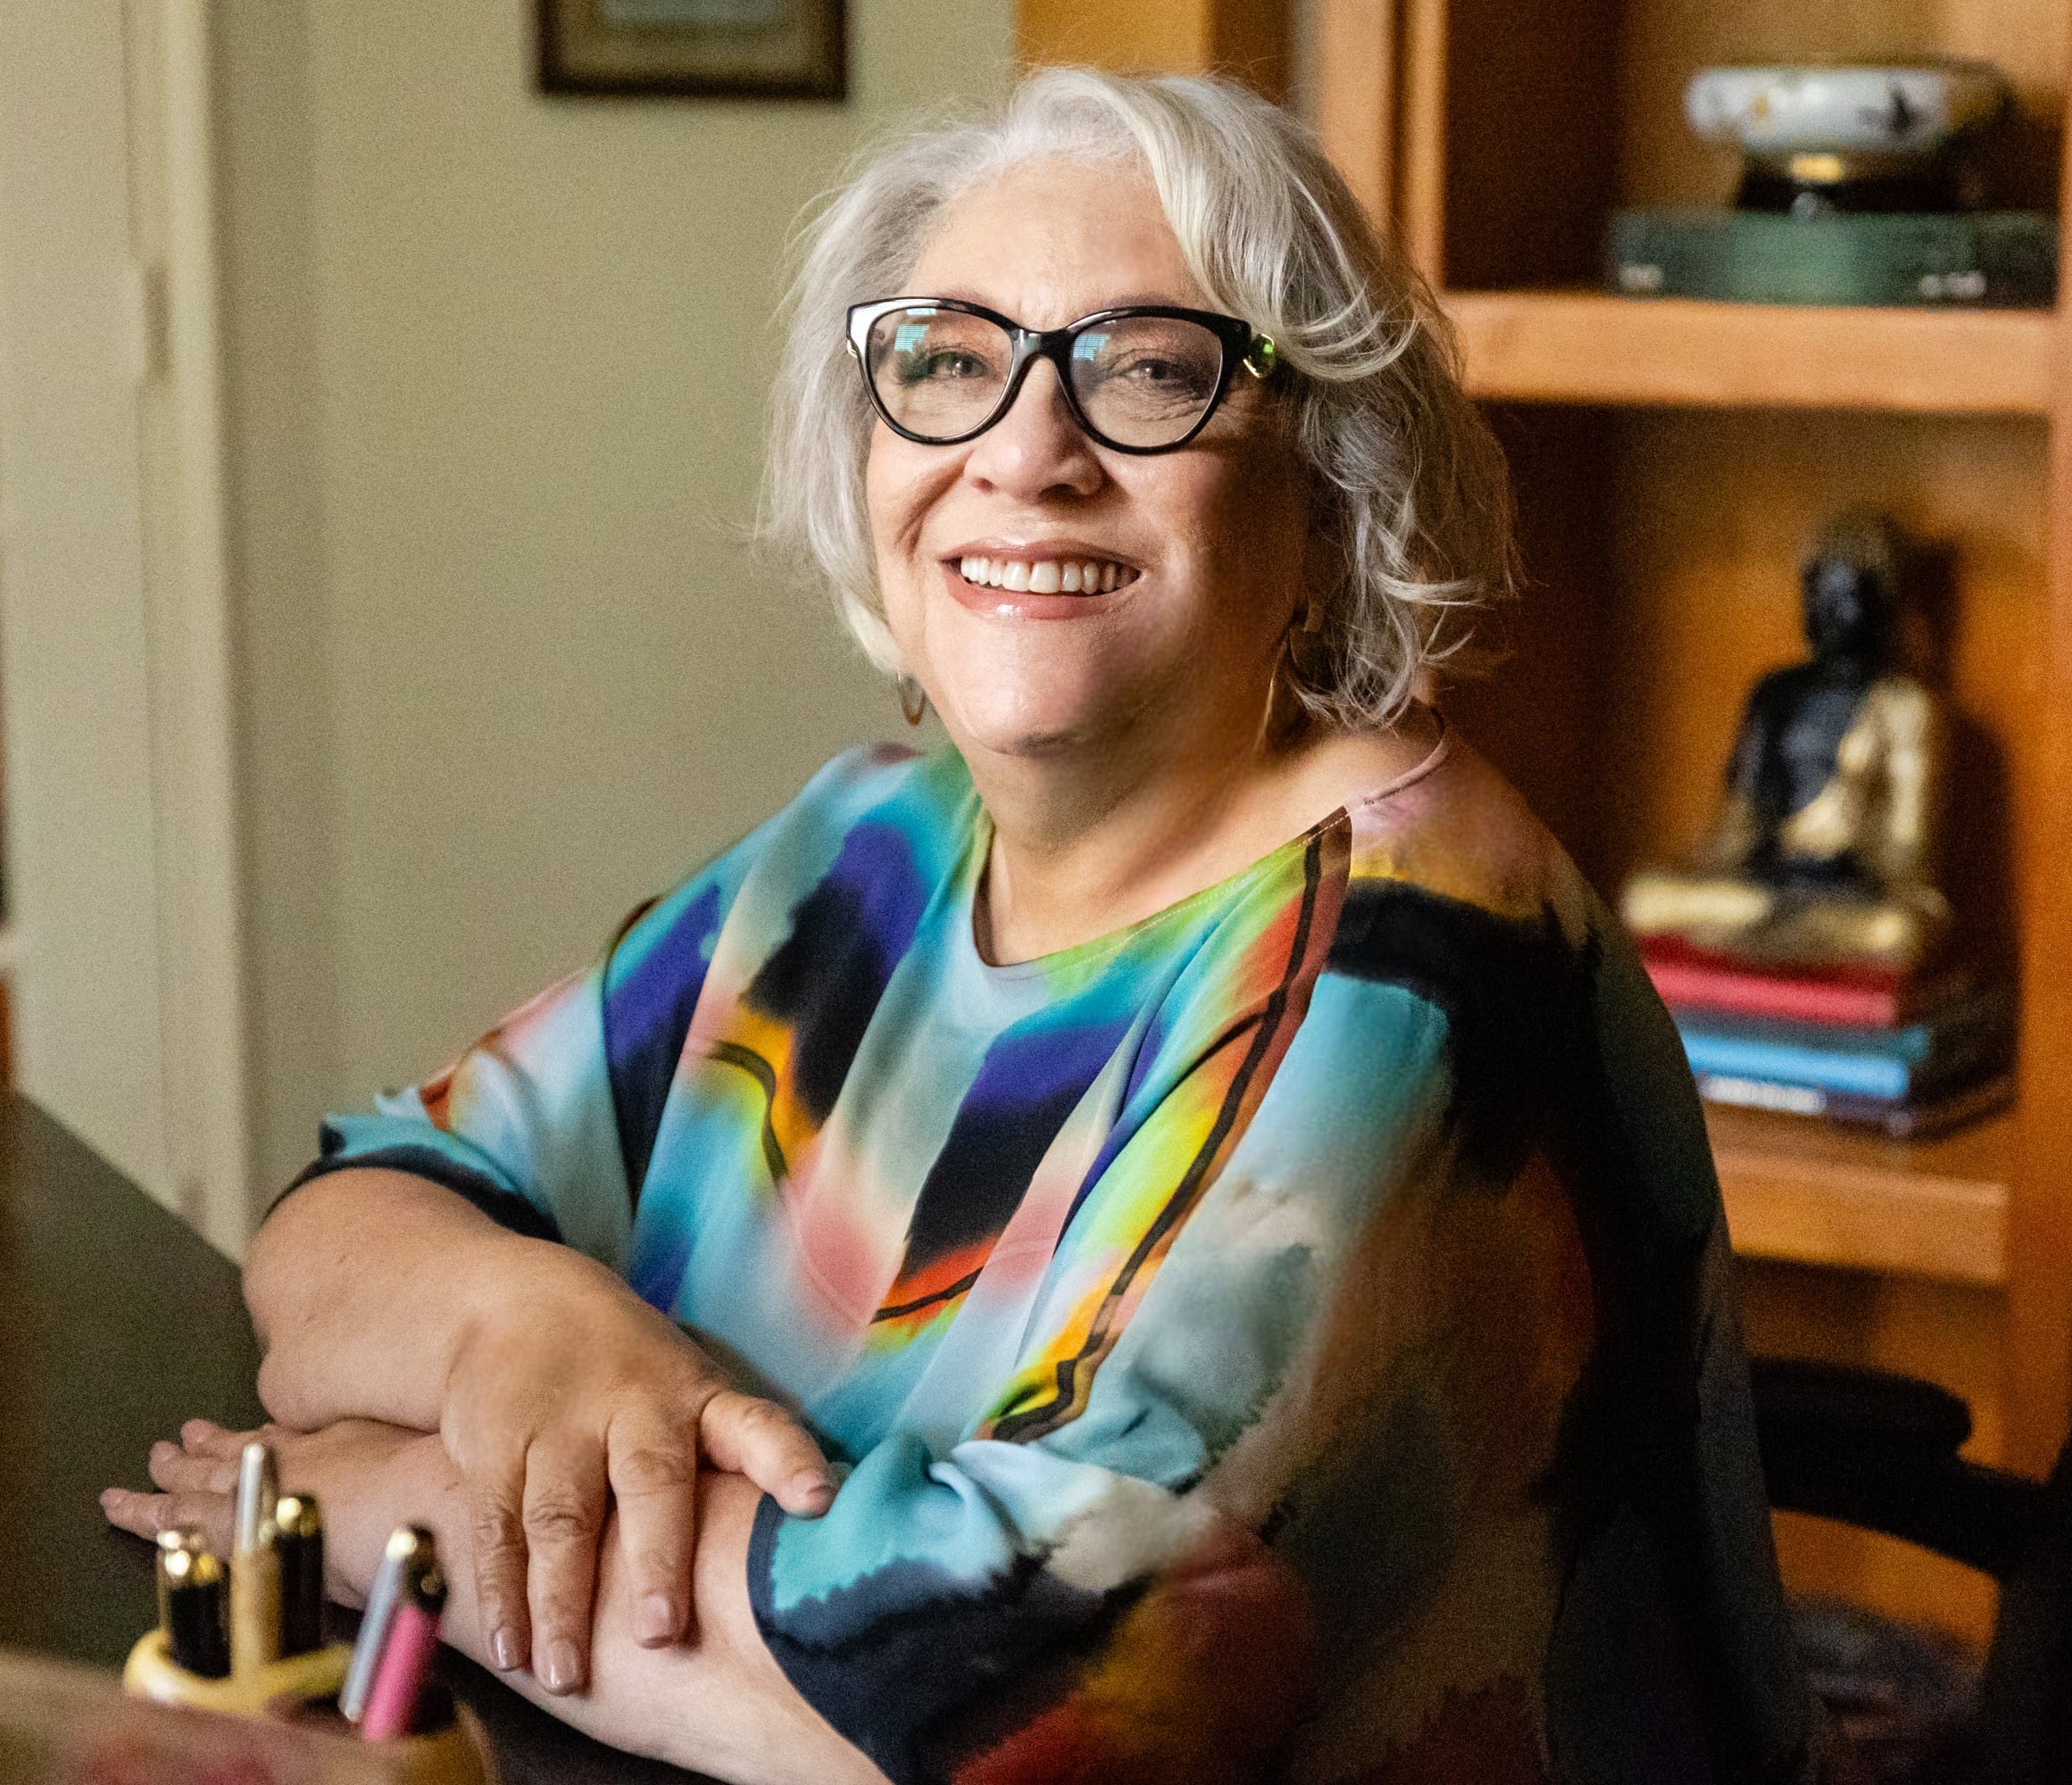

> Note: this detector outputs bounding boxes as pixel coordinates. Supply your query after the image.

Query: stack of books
[1639,937,2016,1138]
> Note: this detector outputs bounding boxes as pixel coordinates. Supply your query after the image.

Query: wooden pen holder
[123,1630,496,1783]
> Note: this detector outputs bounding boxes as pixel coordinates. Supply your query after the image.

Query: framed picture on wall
[537,0,845,100]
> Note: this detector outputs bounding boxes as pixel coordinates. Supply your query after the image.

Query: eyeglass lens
[864,306,1227,449]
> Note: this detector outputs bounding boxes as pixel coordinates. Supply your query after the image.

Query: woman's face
[865,157,1313,768]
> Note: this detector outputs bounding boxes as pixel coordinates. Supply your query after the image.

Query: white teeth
[957,553,1134,592]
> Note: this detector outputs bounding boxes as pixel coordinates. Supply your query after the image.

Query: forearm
[342,1435,886,1785]
[245,1168,563,1431]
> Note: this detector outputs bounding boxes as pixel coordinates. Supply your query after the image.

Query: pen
[157,1526,229,1679]
[274,1492,325,1657]
[359,1540,447,1741]
[341,1523,429,1723]
[229,1440,281,1674]
[233,1436,278,1552]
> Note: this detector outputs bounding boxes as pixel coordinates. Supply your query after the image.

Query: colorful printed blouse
[301,738,1816,1785]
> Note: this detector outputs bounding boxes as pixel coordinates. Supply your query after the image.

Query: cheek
[865,436,944,555]
[1152,455,1307,630]
[865,438,950,622]
[862,444,900,567]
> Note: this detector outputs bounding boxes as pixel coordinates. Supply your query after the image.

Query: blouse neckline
[962,710,1452,983]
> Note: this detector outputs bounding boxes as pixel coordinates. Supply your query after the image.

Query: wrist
[437,1228,596,1407]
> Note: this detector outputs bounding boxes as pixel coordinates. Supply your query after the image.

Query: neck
[964,693,1319,965]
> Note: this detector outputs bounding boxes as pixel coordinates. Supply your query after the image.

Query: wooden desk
[0,1093,710,1782]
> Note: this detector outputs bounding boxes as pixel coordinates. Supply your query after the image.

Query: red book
[1637,936,1972,1029]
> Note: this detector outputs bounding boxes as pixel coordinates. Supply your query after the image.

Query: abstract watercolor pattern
[301,743,1816,1785]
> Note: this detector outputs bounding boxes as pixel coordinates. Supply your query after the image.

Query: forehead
[905,155,1210,327]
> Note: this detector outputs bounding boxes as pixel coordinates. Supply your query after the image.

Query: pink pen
[359,1546,447,1740]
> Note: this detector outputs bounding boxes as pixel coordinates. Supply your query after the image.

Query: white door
[0,0,247,1249]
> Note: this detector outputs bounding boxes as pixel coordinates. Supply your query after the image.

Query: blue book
[1674,983,2014,1103]
[1695,1071,2015,1138]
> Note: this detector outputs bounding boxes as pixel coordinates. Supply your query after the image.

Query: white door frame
[0,0,249,1251]
[149,0,252,1253]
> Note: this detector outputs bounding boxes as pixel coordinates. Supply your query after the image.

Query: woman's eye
[1112,353,1211,394]
[899,350,990,384]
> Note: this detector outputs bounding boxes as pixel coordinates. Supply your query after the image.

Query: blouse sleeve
[286,837,762,1274]
[749,974,1464,1785]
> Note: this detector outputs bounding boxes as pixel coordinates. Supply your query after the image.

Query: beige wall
[215,1,1014,1193]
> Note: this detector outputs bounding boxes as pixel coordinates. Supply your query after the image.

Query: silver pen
[341,1523,430,1722]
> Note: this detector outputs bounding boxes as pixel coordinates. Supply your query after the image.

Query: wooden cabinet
[1309,0,2072,1645]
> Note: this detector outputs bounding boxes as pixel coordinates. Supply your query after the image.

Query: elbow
[251,1343,319,1428]
[240,1193,303,1354]
[241,1194,330,1425]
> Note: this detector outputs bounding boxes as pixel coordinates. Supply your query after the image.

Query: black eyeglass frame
[845,296,1277,456]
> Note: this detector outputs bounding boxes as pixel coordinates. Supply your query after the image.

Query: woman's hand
[104,1420,887,1785]
[101,1416,424,1606]
[244,1169,834,1694]
[437,1242,835,1693]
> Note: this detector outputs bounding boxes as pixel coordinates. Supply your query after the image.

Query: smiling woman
[106,69,1820,1785]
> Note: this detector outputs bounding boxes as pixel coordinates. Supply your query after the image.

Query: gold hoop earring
[1259,631,1298,751]
[895,674,928,726]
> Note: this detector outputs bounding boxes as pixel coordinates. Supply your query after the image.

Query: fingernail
[788,1470,836,1511]
[491,1625,521,1672]
[637,1592,676,1643]
[544,1639,582,1693]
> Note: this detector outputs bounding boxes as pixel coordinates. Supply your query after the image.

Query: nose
[961,357,1104,502]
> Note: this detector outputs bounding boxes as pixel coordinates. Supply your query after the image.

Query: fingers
[698,1391,835,1515]
[179,1417,259,1459]
[604,1407,698,1647]
[467,1467,534,1678]
[148,1440,238,1497]
[104,1424,251,1554]
[522,1435,609,1694]
[100,1486,236,1557]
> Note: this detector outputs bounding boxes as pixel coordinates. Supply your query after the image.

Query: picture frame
[537,0,846,101]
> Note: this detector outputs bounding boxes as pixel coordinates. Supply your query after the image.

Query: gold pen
[275,1492,326,1656]
[156,1526,229,1679]
[229,1439,281,1674]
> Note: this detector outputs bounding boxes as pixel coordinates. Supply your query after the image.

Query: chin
[940,680,1132,759]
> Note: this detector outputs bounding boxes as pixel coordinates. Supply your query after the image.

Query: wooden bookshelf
[1309,0,2072,1640]
[1448,292,2057,415]
[1710,1105,2013,1287]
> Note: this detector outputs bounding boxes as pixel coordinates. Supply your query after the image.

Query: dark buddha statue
[1621,511,1952,972]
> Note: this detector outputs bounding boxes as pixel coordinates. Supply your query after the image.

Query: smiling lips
[957,553,1139,594]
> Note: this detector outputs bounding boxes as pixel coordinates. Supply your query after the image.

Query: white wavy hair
[757,67,1516,729]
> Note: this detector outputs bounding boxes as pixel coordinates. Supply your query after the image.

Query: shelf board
[1710,1103,2012,1286]
[1444,291,2057,416]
